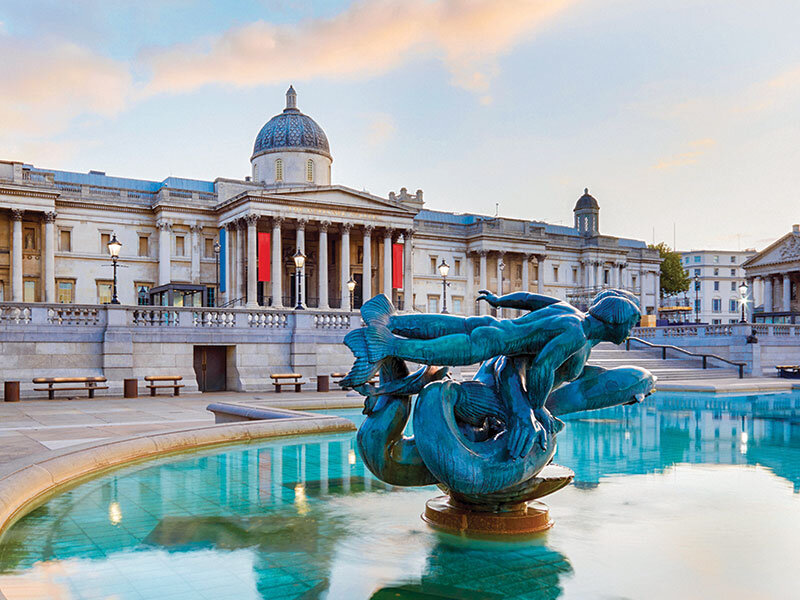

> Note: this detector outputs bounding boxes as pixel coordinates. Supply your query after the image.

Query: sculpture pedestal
[423,496,553,535]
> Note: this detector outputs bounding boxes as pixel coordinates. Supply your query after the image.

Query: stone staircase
[587,342,741,381]
[454,341,741,382]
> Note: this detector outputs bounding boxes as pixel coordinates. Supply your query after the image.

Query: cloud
[653,138,716,170]
[365,113,397,147]
[0,34,131,140]
[142,0,574,100]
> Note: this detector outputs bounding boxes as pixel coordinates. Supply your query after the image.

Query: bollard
[317,374,330,393]
[4,381,20,403]
[123,379,138,398]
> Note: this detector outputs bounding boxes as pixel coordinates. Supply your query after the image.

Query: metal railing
[626,336,745,379]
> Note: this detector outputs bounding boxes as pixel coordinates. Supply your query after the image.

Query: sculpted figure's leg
[545,366,656,416]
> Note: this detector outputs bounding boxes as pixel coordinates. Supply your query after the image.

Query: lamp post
[293,248,306,310]
[107,233,122,305]
[739,281,748,323]
[498,258,505,318]
[438,259,450,314]
[213,240,221,307]
[694,274,700,323]
[347,276,357,312]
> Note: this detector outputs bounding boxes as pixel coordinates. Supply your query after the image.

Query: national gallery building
[0,87,661,317]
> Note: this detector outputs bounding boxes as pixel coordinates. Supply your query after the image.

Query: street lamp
[738,281,749,323]
[498,259,505,317]
[107,233,122,305]
[438,259,450,314]
[347,276,357,311]
[694,274,700,323]
[213,240,221,307]
[293,248,306,310]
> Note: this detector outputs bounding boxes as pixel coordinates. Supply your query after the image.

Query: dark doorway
[193,346,227,392]
[354,273,363,309]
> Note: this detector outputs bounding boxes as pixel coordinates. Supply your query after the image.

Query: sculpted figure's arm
[525,325,585,410]
[477,289,561,312]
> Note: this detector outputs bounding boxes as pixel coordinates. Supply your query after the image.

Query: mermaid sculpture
[342,289,656,533]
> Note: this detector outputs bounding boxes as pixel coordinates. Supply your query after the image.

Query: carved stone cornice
[10,209,24,221]
[43,211,57,223]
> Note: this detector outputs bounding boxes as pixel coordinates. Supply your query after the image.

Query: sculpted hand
[533,407,564,436]
[507,410,545,459]
[477,289,499,307]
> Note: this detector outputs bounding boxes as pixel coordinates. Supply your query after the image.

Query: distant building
[743,224,800,323]
[679,249,756,324]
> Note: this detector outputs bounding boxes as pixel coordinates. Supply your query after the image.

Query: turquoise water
[1,393,799,599]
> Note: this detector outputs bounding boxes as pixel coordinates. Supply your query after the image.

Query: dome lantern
[574,187,600,236]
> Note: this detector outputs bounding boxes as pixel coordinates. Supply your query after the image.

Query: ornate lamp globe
[438,259,450,278]
[213,240,221,255]
[293,248,306,269]
[107,233,122,258]
[738,281,748,296]
[347,276,357,293]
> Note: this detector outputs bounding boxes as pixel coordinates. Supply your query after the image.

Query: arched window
[275,158,283,182]
[306,159,314,183]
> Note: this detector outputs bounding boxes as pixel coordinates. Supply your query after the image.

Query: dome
[574,188,599,211]
[251,86,331,161]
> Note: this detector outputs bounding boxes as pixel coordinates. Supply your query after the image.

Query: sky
[1,0,799,251]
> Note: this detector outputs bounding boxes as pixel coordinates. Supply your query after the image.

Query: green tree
[649,242,690,299]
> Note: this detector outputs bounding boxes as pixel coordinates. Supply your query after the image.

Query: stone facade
[678,249,756,324]
[743,224,800,323]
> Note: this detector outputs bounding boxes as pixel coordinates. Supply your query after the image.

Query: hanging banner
[258,232,271,282]
[392,243,404,289]
[218,227,227,293]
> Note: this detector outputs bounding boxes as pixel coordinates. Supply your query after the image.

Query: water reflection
[0,393,798,599]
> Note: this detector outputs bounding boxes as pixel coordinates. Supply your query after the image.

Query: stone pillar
[466,253,474,315]
[362,225,373,301]
[403,229,414,311]
[43,211,56,303]
[318,221,329,310]
[190,224,202,284]
[746,277,755,321]
[764,276,773,312]
[654,270,660,319]
[225,222,236,304]
[382,229,393,298]
[639,268,646,311]
[271,217,283,308]
[594,262,601,288]
[246,214,259,308]
[783,273,791,312]
[522,254,530,292]
[296,219,307,307]
[537,254,546,293]
[157,220,171,286]
[235,220,245,300]
[341,223,352,310]
[479,251,488,315]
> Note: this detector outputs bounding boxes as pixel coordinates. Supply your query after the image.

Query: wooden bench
[270,373,305,393]
[32,377,108,399]
[144,375,184,396]
[776,365,800,379]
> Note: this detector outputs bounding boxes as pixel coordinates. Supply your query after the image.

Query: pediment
[263,186,416,215]
[743,232,800,269]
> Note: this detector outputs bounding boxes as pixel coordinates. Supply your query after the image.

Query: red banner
[258,232,270,282]
[392,243,404,289]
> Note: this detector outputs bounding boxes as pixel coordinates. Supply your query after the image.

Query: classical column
[190,224,202,284]
[235,220,246,299]
[466,252,474,315]
[783,273,791,312]
[341,223,352,310]
[43,211,56,303]
[403,229,414,310]
[157,220,172,286]
[246,214,259,308]
[318,221,329,310]
[382,229,393,298]
[746,277,755,321]
[594,261,601,288]
[653,270,660,319]
[10,210,23,302]
[362,225,373,301]
[537,254,546,293]
[764,276,773,312]
[225,221,236,304]
[479,250,488,315]
[271,217,283,308]
[639,269,646,310]
[522,254,530,292]
[296,219,307,306]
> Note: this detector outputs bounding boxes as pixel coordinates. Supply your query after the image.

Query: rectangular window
[730,282,736,291]
[204,238,215,258]
[713,255,719,263]
[553,265,559,282]
[207,286,216,307]
[430,256,438,275]
[730,256,736,264]
[729,299,739,312]
[175,236,185,256]
[712,298,722,312]
[97,281,113,304]
[427,295,439,313]
[59,230,71,252]
[713,268,719,276]
[730,269,736,277]
[729,318,738,324]
[632,275,637,288]
[138,236,149,257]
[23,280,36,302]
[572,267,578,283]
[694,256,700,263]
[714,281,719,291]
[454,259,461,277]
[604,269,610,285]
[136,284,151,305]
[452,296,463,314]
[57,280,74,304]
[100,232,110,254]
[712,318,721,324]
[0,281,4,301]
[694,268,701,277]
[515,264,522,280]
[473,261,480,278]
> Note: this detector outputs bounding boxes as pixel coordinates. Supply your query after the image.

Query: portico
[744,224,800,323]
